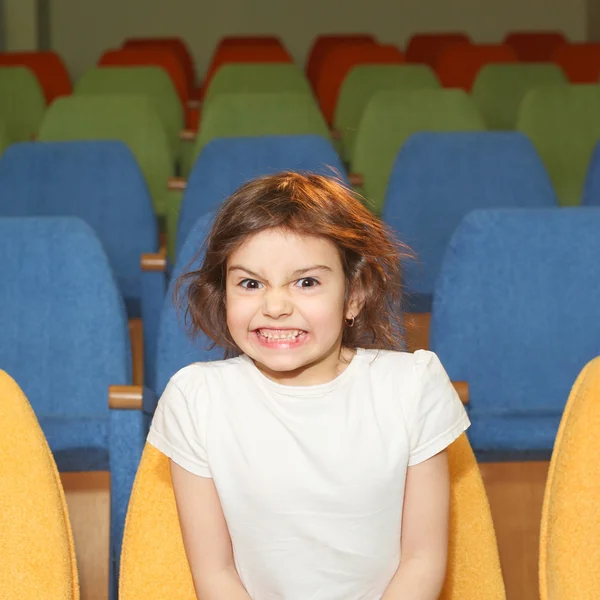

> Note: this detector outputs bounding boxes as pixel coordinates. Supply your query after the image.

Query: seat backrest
[436,43,518,90]
[0,50,72,102]
[118,433,504,599]
[156,213,221,395]
[192,92,330,164]
[0,216,130,418]
[431,208,600,418]
[123,37,195,90]
[504,31,567,62]
[334,64,440,161]
[472,63,567,129]
[0,141,157,310]
[38,94,174,217]
[75,66,183,157]
[582,140,600,206]
[306,34,376,87]
[352,88,484,215]
[553,43,600,83]
[176,135,347,258]
[99,48,189,105]
[539,356,600,600]
[0,370,79,599]
[0,66,46,143]
[517,84,600,206]
[405,33,471,67]
[315,44,404,124]
[383,132,557,305]
[203,63,311,104]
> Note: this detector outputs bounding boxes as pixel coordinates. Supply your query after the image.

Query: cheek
[226,291,258,331]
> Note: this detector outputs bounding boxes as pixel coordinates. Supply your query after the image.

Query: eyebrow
[227,264,333,279]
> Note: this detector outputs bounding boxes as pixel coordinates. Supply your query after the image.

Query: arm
[170,460,253,600]
[382,450,450,600]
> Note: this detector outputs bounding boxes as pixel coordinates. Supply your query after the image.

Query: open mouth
[254,328,308,347]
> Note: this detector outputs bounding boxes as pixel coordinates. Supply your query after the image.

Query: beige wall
[4,0,38,51]
[13,0,591,80]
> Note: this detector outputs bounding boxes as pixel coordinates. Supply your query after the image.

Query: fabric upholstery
[75,67,184,160]
[405,33,471,67]
[352,88,484,215]
[504,31,567,62]
[472,63,567,130]
[383,132,557,311]
[431,208,600,456]
[0,66,45,143]
[38,94,174,217]
[517,83,600,206]
[539,356,600,600]
[582,140,600,206]
[191,92,330,171]
[553,43,600,83]
[175,135,347,259]
[118,434,504,599]
[0,370,79,599]
[204,63,311,104]
[334,64,440,161]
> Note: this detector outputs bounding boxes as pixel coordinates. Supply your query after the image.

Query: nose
[262,287,293,319]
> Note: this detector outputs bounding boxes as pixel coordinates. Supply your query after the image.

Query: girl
[147,172,470,600]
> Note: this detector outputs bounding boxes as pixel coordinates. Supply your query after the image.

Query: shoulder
[359,348,444,382]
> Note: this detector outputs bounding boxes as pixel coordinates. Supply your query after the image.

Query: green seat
[351,89,485,215]
[204,63,312,104]
[190,92,330,169]
[0,119,9,156]
[517,84,600,206]
[472,64,568,130]
[0,67,45,143]
[75,66,183,163]
[38,94,174,217]
[334,64,440,161]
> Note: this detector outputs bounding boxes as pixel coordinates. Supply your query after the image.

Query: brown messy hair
[177,171,411,355]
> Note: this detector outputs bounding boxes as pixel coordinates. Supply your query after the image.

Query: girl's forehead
[227,228,343,268]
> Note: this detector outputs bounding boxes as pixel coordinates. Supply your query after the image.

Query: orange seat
[405,33,471,67]
[553,43,600,83]
[204,45,293,92]
[306,34,376,89]
[504,31,567,62]
[316,44,404,125]
[436,43,518,90]
[0,51,71,103]
[123,37,196,91]
[99,48,189,105]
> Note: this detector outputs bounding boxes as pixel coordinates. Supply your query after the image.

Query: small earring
[345,316,355,328]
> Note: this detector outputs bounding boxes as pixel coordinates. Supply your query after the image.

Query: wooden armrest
[187,99,202,110]
[168,176,187,191]
[330,129,342,141]
[141,246,167,272]
[348,173,364,187]
[452,381,469,405]
[179,129,197,142]
[109,385,143,410]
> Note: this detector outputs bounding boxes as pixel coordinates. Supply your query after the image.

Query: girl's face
[226,228,360,386]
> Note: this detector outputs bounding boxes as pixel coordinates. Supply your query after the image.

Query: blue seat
[430,208,600,459]
[156,212,221,396]
[0,216,146,599]
[382,132,557,312]
[582,140,600,206]
[0,141,165,388]
[174,135,347,259]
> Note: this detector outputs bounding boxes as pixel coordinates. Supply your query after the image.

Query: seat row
[2,204,599,596]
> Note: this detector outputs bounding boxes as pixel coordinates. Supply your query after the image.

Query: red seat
[504,31,567,62]
[553,43,600,83]
[405,33,471,67]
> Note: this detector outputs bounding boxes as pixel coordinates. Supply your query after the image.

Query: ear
[345,285,365,321]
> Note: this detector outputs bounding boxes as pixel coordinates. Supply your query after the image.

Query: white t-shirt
[147,348,470,600]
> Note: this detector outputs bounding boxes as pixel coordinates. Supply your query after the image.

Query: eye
[239,279,263,290]
[295,277,320,288]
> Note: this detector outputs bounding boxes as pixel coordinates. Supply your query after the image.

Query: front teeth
[258,329,302,340]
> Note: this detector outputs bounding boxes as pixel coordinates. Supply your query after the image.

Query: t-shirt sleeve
[407,350,471,467]
[146,370,212,478]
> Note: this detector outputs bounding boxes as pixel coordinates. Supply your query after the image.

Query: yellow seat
[0,370,79,599]
[540,356,600,600]
[120,435,504,599]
